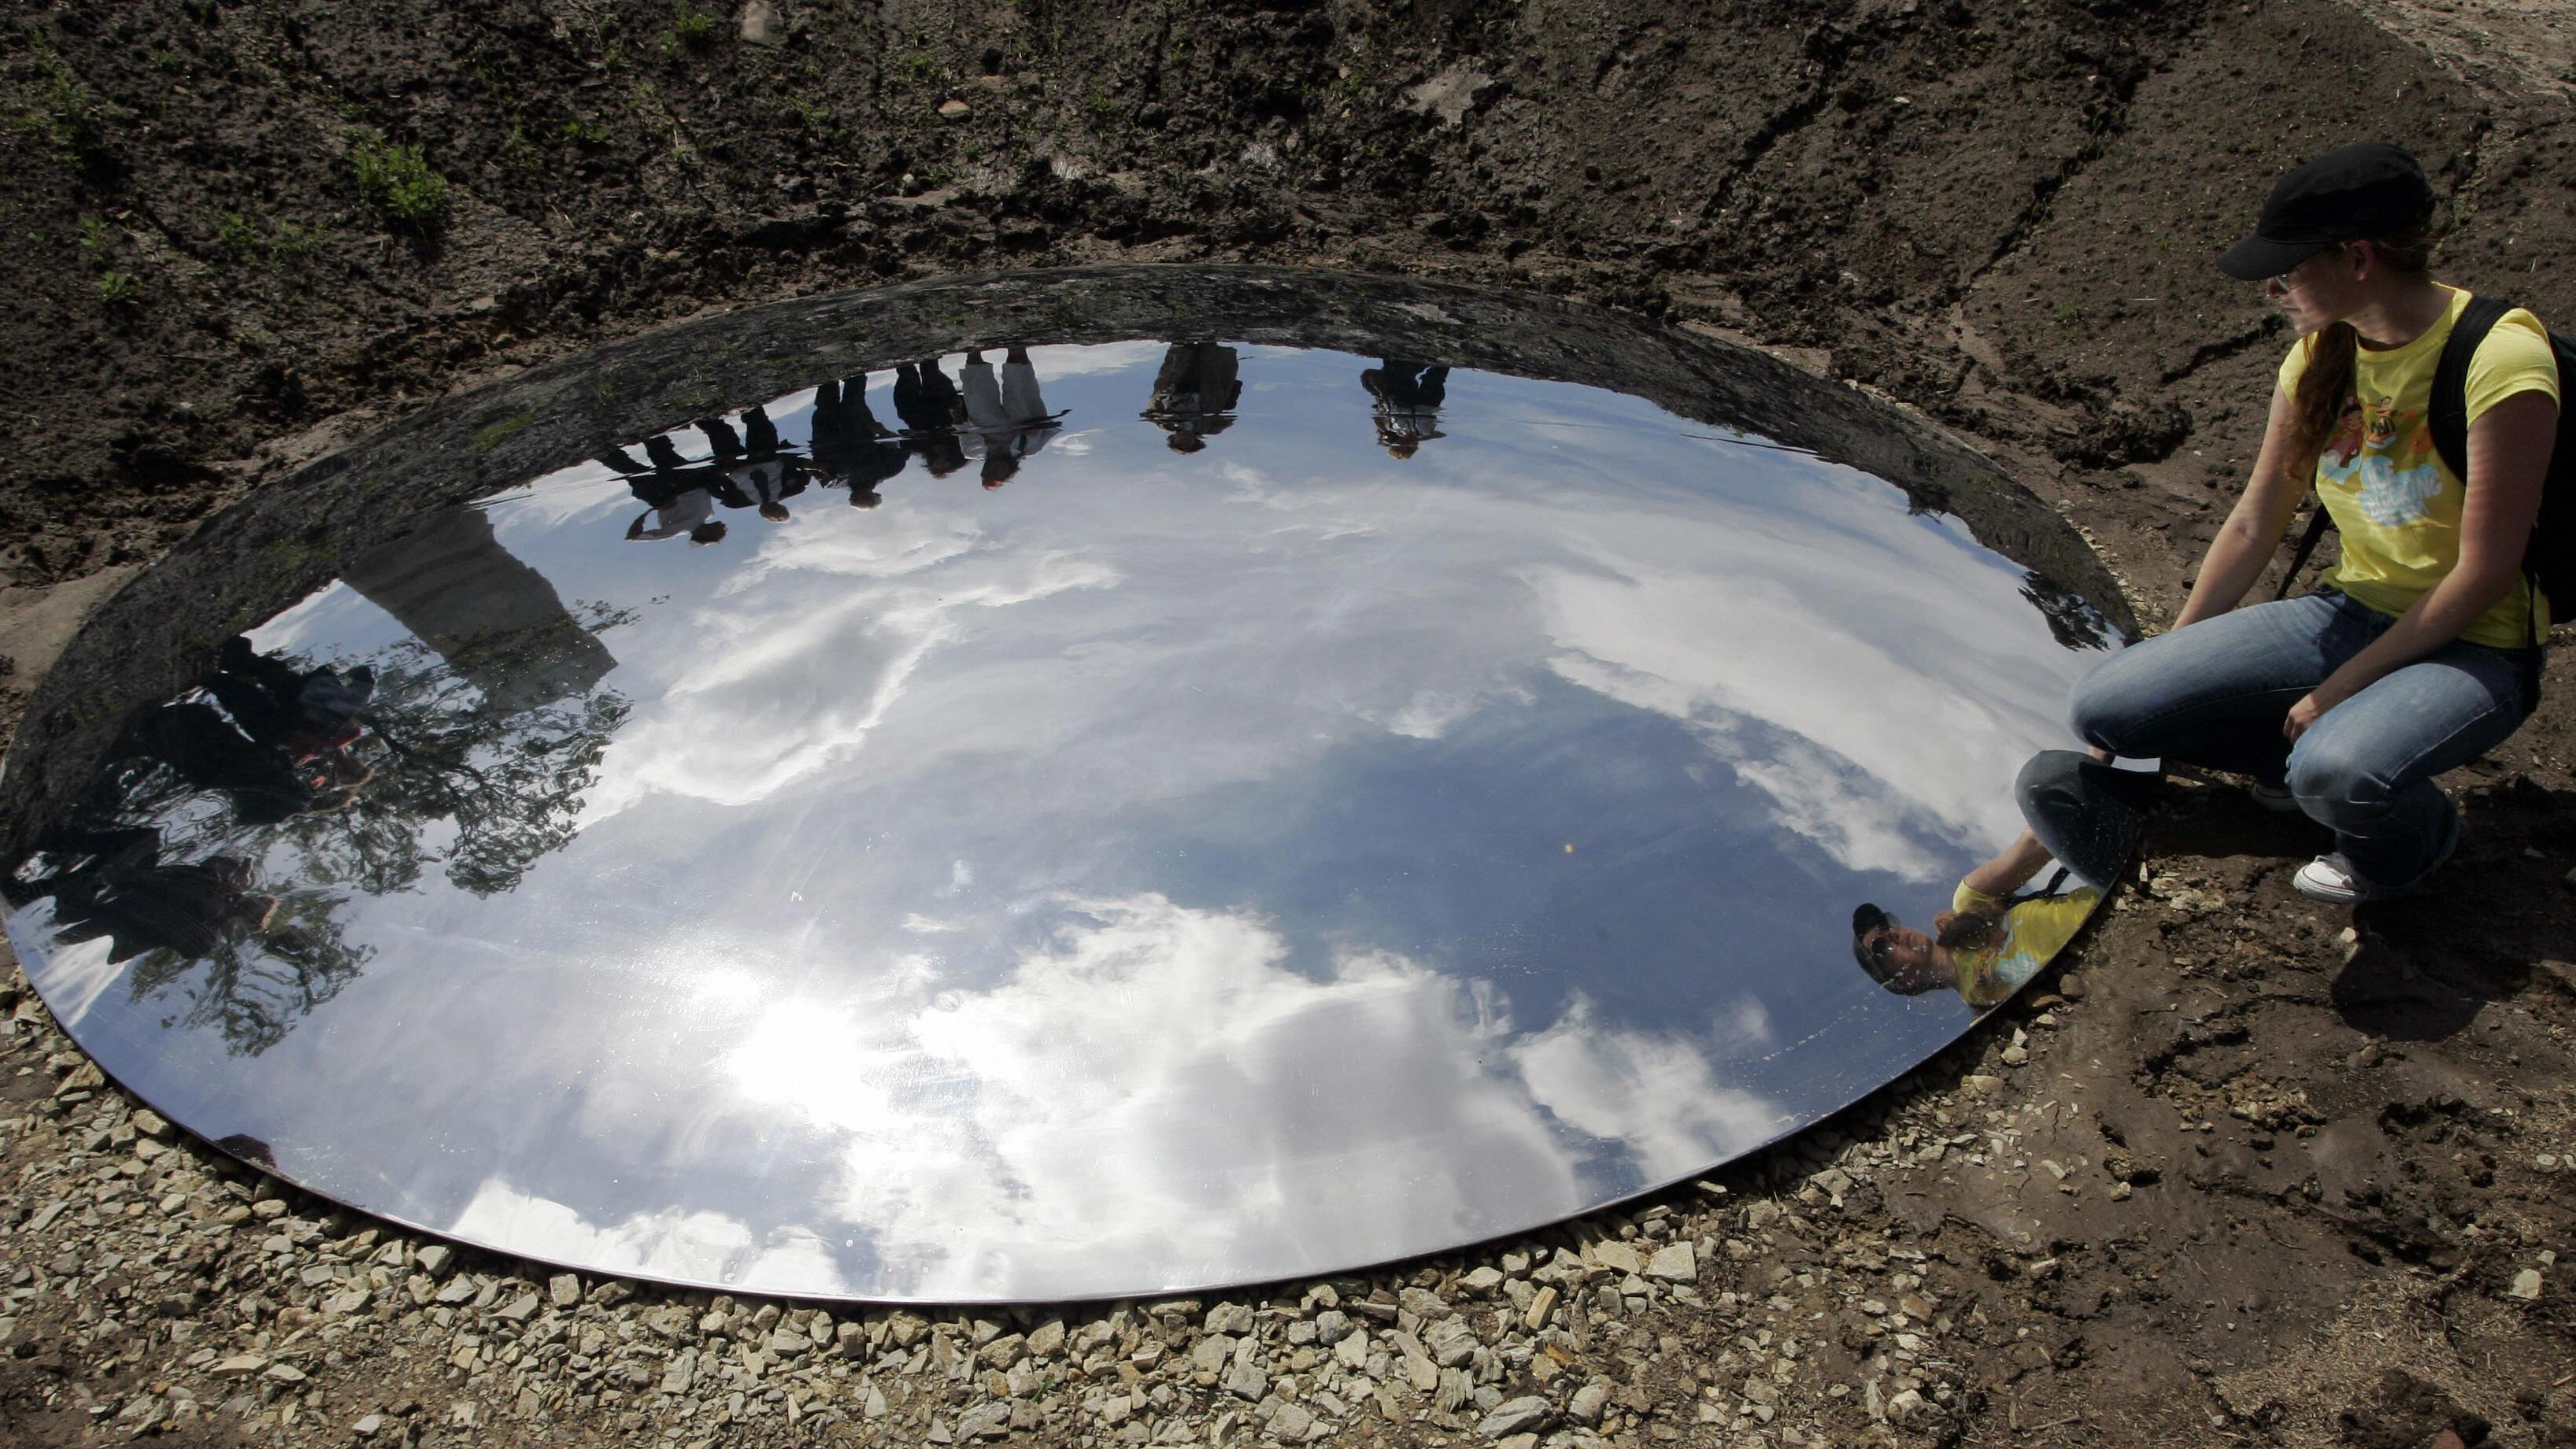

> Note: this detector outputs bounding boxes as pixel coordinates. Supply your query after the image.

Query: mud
[3,1,2574,1446]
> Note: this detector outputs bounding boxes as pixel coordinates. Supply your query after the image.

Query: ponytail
[2275,220,2444,483]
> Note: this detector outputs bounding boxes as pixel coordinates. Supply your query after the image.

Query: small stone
[1523,1285,1559,1331]
[1313,1309,1353,1344]
[495,1291,542,1322]
[1273,1401,1316,1439]
[1425,1318,1477,1367]
[212,1355,268,1376]
[131,1110,174,1141]
[2056,973,2085,1000]
[2110,1181,2134,1201]
[548,1273,583,1307]
[2508,1269,2544,1300]
[1960,1074,2004,1096]
[1223,1358,1269,1403]
[1886,1388,1928,1422]
[956,1402,1010,1439]
[1476,1395,1551,1438]
[977,1333,1023,1369]
[351,1413,384,1438]
[1567,1380,1611,1425]
[938,98,973,121]
[262,1362,308,1384]
[2000,1044,2030,1067]
[1192,1335,1234,1378]
[768,1330,812,1356]
[1025,1320,1066,1358]
[1205,1303,1254,1335]
[736,0,781,45]
[1460,1266,1505,1295]
[414,1245,456,1280]
[321,1288,370,1316]
[251,1199,289,1220]
[1644,1242,1697,1283]
[1591,1241,1644,1275]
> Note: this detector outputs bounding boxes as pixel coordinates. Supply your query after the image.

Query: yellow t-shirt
[1949,881,2099,1008]
[2276,285,2560,649]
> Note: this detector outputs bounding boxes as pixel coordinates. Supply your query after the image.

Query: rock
[737,0,781,44]
[978,1333,1025,1369]
[1460,1266,1505,1296]
[1567,1380,1611,1425]
[1886,1388,1929,1422]
[938,98,973,121]
[2508,1269,2544,1300]
[1477,1395,1551,1438]
[212,1355,268,1376]
[548,1273,582,1307]
[1426,1318,1479,1366]
[131,1109,174,1140]
[262,1362,308,1384]
[1398,1285,1450,1321]
[1313,1309,1353,1344]
[956,1401,1011,1439]
[321,1288,370,1316]
[1222,1358,1269,1403]
[2001,1044,2030,1066]
[1524,1285,1559,1330]
[1193,1334,1234,1377]
[1333,1328,1370,1370]
[1961,1074,2004,1096]
[495,1291,541,1322]
[768,1330,812,1356]
[2056,973,2086,1000]
[1025,1320,1066,1358]
[414,1244,456,1280]
[1273,1400,1316,1439]
[1205,1303,1254,1335]
[1644,1242,1697,1283]
[351,1413,384,1438]
[1591,1241,1644,1275]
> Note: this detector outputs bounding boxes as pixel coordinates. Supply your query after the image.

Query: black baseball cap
[2219,142,2436,281]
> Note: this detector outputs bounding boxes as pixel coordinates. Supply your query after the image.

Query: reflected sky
[6,339,2120,1301]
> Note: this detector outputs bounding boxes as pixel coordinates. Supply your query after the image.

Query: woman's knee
[2066,651,2154,752]
[2286,732,2392,818]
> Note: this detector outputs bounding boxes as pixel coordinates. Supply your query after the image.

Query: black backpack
[2275,294,2576,648]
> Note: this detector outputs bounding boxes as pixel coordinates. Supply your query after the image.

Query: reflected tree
[124,885,376,1056]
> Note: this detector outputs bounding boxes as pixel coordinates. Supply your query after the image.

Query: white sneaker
[2291,816,2459,904]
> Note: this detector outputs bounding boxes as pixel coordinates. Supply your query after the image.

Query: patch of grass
[663,2,718,54]
[471,408,535,453]
[78,214,111,265]
[350,135,451,229]
[217,209,261,258]
[94,270,139,304]
[2052,301,2086,329]
[561,115,611,148]
[12,46,126,168]
[898,51,944,85]
[150,46,191,76]
[783,95,829,130]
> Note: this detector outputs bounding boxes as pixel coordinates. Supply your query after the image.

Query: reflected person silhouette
[17,826,276,966]
[605,436,727,546]
[1853,751,2151,1007]
[700,405,809,524]
[960,346,1068,490]
[1142,342,1242,454]
[1361,358,1449,459]
[892,359,971,479]
[810,374,905,509]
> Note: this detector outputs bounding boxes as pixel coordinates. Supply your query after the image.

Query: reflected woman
[1853,752,2151,1007]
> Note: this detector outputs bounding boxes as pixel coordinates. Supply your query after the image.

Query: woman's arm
[2172,383,2316,631]
[1961,828,2056,900]
[2284,388,2556,737]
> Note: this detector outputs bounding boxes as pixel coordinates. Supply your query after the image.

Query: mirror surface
[2,273,2130,1301]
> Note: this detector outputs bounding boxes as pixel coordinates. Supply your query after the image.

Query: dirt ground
[2,2,2573,1447]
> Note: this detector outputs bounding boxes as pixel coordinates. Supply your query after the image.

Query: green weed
[561,116,612,148]
[663,2,718,54]
[350,135,451,229]
[471,408,536,453]
[94,270,139,304]
[898,51,944,85]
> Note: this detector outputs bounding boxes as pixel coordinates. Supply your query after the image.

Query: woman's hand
[2284,688,2341,741]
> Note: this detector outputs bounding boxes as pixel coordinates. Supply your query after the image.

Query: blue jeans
[2067,591,2533,889]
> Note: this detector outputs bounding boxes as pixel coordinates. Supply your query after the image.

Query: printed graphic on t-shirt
[2319,396,2441,527]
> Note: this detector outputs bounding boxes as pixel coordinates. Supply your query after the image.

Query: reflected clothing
[630,487,714,540]
[2014,749,2152,892]
[1362,359,1449,451]
[810,375,905,493]
[892,361,970,477]
[960,355,1062,460]
[1144,343,1242,446]
[701,407,804,509]
[2275,285,2559,648]
[1948,880,2097,1008]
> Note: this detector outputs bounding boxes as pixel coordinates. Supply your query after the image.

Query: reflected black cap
[2219,142,2435,281]
[1851,904,1891,938]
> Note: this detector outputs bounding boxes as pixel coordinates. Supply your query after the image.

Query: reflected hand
[2087,745,2115,763]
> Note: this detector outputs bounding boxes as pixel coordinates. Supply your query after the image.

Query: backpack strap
[2429,294,2555,650]
[2427,294,2513,479]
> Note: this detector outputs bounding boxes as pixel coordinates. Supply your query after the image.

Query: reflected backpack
[2276,294,2576,648]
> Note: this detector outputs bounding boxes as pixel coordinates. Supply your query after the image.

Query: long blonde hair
[2282,223,2443,479]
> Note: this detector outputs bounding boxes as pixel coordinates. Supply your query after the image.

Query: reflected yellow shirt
[1950,882,2098,1008]
[2276,285,2559,649]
